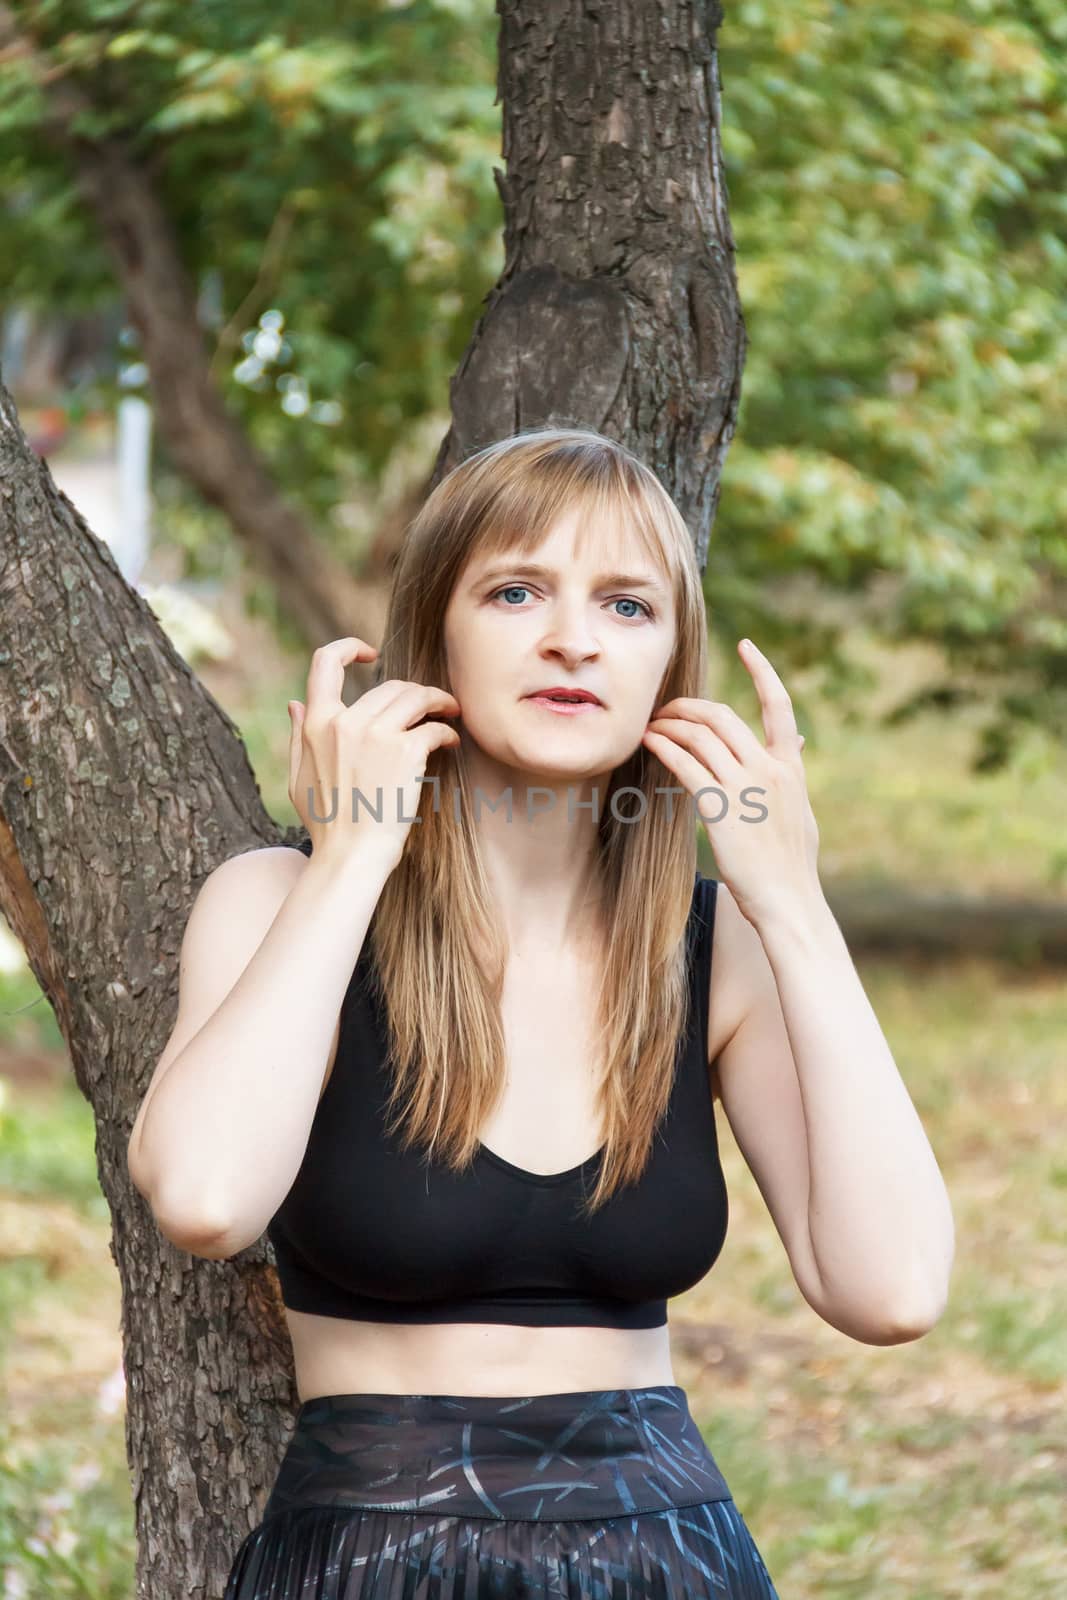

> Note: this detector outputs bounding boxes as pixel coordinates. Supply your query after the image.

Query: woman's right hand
[287,637,462,869]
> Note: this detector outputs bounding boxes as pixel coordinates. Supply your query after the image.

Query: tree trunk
[0,378,302,1596]
[0,2,752,1595]
[0,3,381,660]
[430,0,745,567]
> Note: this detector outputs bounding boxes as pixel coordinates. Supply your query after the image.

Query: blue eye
[489,586,652,619]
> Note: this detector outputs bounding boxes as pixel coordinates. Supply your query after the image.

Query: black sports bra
[267,846,728,1329]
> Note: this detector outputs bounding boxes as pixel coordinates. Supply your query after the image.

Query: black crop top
[267,845,728,1330]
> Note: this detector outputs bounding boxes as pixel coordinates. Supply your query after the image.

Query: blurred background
[1,2,1064,1596]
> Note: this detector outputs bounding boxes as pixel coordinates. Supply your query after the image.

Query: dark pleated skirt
[222,1384,780,1598]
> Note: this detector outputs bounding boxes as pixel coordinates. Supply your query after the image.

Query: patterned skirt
[222,1384,780,1598]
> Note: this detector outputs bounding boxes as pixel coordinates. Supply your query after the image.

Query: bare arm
[756,887,954,1332]
[129,632,461,1259]
[127,840,395,1256]
[712,881,954,1344]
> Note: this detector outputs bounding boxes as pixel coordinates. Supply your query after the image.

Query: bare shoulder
[174,844,311,991]
[128,844,319,1194]
[705,877,768,1099]
[215,841,311,880]
[175,842,300,931]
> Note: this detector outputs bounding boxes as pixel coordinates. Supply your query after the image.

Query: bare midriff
[287,1311,676,1401]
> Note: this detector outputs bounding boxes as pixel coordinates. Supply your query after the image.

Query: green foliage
[1,0,1064,761]
[0,0,504,513]
[714,3,1067,762]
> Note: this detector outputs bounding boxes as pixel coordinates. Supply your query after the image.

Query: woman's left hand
[641,639,822,930]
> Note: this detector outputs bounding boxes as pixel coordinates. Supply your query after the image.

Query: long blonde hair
[365,426,708,1216]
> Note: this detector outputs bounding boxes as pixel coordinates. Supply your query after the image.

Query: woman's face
[442,505,678,785]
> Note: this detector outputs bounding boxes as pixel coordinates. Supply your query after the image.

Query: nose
[536,598,601,666]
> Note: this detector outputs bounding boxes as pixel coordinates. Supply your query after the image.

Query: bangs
[465,445,680,590]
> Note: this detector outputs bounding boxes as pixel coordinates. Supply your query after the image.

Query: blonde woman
[130,427,952,1597]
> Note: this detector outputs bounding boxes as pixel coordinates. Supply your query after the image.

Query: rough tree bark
[0,379,310,1591]
[430,0,745,565]
[0,2,380,657]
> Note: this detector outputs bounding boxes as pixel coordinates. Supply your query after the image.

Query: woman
[130,427,952,1597]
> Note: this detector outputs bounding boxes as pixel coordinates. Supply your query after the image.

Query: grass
[1,611,1064,1597]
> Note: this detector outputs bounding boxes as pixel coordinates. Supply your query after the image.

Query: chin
[516,747,626,788]
[467,732,590,772]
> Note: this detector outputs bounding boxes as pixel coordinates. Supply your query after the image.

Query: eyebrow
[474,562,669,597]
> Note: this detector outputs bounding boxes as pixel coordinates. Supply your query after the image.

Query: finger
[642,729,728,821]
[415,720,464,756]
[287,700,304,795]
[738,641,801,755]
[650,698,764,767]
[645,716,742,783]
[350,681,462,729]
[304,637,379,726]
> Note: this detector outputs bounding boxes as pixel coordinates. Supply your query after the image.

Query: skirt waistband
[262,1384,732,1523]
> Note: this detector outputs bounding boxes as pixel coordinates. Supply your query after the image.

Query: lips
[524,689,603,705]
[524,690,605,716]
